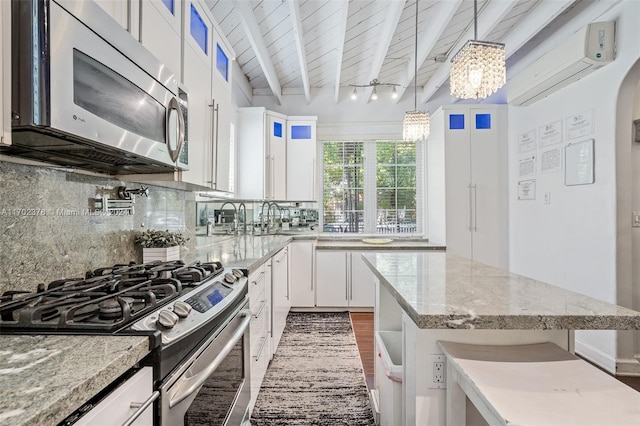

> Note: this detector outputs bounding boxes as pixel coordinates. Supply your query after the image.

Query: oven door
[160,301,251,425]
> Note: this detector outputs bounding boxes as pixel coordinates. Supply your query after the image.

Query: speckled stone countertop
[315,238,444,251]
[191,234,292,272]
[363,252,640,330]
[191,234,444,272]
[0,335,151,426]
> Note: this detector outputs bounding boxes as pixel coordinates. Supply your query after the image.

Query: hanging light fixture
[450,0,505,99]
[403,0,430,142]
[348,79,399,101]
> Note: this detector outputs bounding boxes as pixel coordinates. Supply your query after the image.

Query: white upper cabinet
[286,117,317,201]
[0,0,11,147]
[180,0,214,188]
[140,0,182,78]
[237,108,287,200]
[210,28,235,193]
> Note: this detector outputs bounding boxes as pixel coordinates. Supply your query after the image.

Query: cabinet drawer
[75,367,154,426]
[248,267,267,301]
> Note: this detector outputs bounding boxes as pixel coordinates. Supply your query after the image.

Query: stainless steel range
[0,260,251,426]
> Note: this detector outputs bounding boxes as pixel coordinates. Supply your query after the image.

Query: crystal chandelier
[403,0,430,141]
[450,0,505,99]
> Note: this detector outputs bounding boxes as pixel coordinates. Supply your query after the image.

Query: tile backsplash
[0,161,196,293]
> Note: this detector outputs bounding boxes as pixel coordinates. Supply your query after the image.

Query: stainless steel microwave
[7,0,188,174]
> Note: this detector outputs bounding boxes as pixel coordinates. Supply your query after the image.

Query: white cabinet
[237,108,287,200]
[210,26,235,193]
[427,105,508,269]
[286,117,317,201]
[289,240,315,307]
[74,367,154,426]
[316,251,374,308]
[271,246,290,355]
[249,261,271,412]
[140,0,182,79]
[0,0,10,147]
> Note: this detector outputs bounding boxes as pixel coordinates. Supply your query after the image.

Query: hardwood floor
[350,312,640,393]
[350,312,375,390]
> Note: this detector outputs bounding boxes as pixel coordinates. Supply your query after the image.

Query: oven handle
[168,310,251,408]
[122,390,159,426]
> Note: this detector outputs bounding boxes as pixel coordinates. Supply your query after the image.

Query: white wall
[508,0,640,372]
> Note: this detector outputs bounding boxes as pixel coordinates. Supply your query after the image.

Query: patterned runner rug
[250,312,375,426]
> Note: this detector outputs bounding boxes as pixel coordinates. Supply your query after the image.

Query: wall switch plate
[427,354,446,389]
[633,211,640,228]
[544,192,551,204]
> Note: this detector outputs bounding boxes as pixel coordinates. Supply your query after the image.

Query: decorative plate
[361,238,393,245]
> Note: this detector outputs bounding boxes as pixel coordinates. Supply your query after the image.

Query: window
[321,140,423,234]
[216,44,229,81]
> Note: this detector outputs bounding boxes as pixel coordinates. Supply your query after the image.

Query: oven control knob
[173,301,192,318]
[157,310,179,328]
[224,273,237,284]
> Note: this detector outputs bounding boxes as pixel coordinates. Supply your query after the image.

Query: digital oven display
[186,282,232,313]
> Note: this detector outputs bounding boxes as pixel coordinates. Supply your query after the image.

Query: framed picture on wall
[565,139,594,186]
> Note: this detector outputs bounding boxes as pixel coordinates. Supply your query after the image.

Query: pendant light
[402,0,429,142]
[450,0,505,99]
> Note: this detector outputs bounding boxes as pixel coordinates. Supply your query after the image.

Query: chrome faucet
[218,201,238,234]
[237,202,248,234]
[258,201,282,234]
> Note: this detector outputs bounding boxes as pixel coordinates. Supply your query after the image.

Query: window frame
[319,139,424,236]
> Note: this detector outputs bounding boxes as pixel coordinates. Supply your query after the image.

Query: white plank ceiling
[205,0,579,105]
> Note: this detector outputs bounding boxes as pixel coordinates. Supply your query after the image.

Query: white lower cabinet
[271,246,290,356]
[289,241,315,307]
[248,261,271,413]
[75,367,154,426]
[316,251,374,308]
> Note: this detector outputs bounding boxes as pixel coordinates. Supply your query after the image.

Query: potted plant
[135,229,189,263]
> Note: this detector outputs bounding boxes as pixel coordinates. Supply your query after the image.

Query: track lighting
[371,87,378,100]
[350,87,358,100]
[347,79,400,101]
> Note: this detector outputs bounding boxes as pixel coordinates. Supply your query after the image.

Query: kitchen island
[0,334,152,426]
[362,251,640,426]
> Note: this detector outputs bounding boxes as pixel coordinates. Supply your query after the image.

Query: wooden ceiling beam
[394,0,462,105]
[333,0,350,103]
[288,0,311,104]
[362,0,406,104]
[234,0,283,105]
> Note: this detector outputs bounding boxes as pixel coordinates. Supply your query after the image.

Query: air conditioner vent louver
[508,21,615,107]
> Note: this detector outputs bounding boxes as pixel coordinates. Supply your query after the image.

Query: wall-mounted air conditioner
[508,21,615,107]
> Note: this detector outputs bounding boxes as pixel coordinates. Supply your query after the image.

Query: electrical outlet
[427,354,446,389]
[544,192,551,204]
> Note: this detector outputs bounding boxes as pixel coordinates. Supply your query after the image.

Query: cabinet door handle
[207,100,217,186]
[123,390,159,426]
[254,335,268,362]
[467,184,473,231]
[253,299,267,319]
[345,253,349,301]
[349,253,353,300]
[473,184,478,232]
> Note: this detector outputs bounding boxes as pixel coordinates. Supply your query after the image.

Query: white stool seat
[437,341,640,426]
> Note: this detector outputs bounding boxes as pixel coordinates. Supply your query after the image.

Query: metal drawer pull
[252,271,266,285]
[253,299,266,319]
[168,310,251,408]
[123,390,159,426]
[254,336,268,362]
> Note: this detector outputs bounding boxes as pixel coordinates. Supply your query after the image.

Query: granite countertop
[315,238,445,251]
[363,251,640,330]
[0,335,151,426]
[190,234,292,272]
[191,234,445,272]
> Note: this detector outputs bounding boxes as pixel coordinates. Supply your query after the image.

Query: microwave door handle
[168,310,251,408]
[166,96,184,163]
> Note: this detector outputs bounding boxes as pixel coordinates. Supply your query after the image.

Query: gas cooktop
[0,260,227,332]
